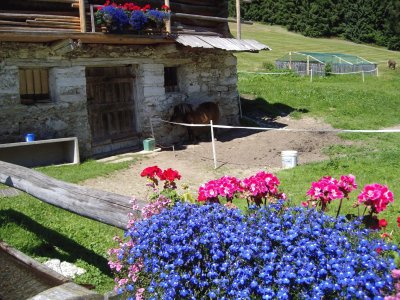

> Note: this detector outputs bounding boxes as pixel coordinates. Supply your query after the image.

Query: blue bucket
[25,133,35,142]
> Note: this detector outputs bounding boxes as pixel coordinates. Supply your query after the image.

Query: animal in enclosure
[388,59,397,70]
[170,101,220,141]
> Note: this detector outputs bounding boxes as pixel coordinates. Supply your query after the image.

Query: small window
[164,67,179,93]
[19,68,50,104]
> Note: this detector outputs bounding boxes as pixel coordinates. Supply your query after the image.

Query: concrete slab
[97,148,162,164]
[0,137,79,168]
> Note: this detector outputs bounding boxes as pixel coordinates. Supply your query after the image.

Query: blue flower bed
[129,10,148,31]
[123,201,397,299]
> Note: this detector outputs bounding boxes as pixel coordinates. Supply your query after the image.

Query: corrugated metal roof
[175,35,271,52]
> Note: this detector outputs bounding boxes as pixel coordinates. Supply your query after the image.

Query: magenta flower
[339,174,358,194]
[306,175,357,212]
[198,176,242,203]
[358,183,394,213]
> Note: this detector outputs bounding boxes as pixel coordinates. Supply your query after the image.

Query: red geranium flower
[161,4,170,11]
[141,4,151,11]
[159,168,181,182]
[379,218,388,228]
[140,166,162,179]
[397,216,400,228]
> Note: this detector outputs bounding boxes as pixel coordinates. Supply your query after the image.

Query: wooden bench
[0,137,80,168]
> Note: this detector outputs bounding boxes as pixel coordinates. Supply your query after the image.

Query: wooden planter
[0,241,101,299]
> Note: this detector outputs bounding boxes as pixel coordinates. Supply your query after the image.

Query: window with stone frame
[164,66,179,93]
[19,68,50,104]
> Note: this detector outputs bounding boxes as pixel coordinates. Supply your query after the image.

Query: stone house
[0,0,268,157]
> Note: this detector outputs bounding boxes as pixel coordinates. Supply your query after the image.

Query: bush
[261,61,276,71]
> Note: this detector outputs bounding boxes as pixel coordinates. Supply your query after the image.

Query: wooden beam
[29,0,78,3]
[90,4,95,32]
[0,20,30,26]
[172,0,219,5]
[236,0,241,39]
[27,20,81,29]
[173,12,252,24]
[165,0,171,33]
[0,26,79,32]
[79,0,86,32]
[0,13,80,20]
[0,161,145,229]
[35,18,81,23]
[0,30,175,44]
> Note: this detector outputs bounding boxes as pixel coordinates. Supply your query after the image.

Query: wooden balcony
[0,0,238,45]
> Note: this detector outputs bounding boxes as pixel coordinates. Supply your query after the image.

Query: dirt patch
[81,116,349,199]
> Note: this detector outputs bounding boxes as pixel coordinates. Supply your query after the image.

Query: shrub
[261,62,275,71]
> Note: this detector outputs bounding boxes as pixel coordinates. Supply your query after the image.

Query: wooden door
[86,66,136,149]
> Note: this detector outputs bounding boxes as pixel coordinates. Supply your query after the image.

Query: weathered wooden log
[35,18,81,23]
[0,20,30,26]
[27,20,81,29]
[0,161,146,229]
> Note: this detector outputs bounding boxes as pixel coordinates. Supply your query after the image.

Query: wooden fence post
[164,0,171,33]
[236,0,241,39]
[78,0,86,33]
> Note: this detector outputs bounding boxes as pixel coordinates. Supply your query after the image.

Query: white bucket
[281,150,298,169]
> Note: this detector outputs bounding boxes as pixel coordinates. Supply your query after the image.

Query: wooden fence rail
[0,160,145,229]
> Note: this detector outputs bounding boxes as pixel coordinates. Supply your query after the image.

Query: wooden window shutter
[19,68,50,104]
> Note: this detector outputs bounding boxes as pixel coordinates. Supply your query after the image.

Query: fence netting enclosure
[276,52,377,76]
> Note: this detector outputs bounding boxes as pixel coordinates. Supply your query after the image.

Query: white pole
[238,94,243,118]
[150,118,155,139]
[210,120,217,169]
[236,0,241,39]
[362,70,365,83]
[306,55,310,76]
[376,66,379,77]
[310,68,313,82]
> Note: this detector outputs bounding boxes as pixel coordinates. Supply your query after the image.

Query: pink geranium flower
[358,183,394,213]
[305,174,357,211]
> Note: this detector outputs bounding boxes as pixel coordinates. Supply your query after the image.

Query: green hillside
[229,23,400,74]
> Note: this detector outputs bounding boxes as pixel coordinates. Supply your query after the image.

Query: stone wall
[0,42,239,157]
[0,64,91,156]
